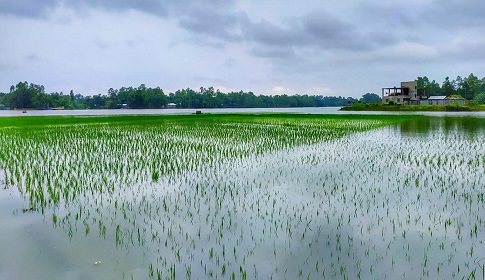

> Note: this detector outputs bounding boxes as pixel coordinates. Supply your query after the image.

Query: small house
[420,96,467,105]
[166,103,177,109]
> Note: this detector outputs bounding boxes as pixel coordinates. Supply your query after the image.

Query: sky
[1,0,484,98]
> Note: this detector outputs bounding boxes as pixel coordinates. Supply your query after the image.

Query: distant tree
[226,91,244,108]
[144,87,167,108]
[259,95,274,107]
[417,76,441,96]
[273,95,290,107]
[117,87,131,106]
[172,88,199,108]
[360,93,381,103]
[69,90,75,102]
[214,91,227,108]
[442,77,455,96]
[473,92,485,104]
[462,73,481,100]
[127,84,147,109]
[243,91,258,107]
[346,97,358,105]
[416,76,430,96]
[427,80,441,96]
[201,87,218,108]
[10,81,46,109]
[454,75,463,94]
[0,92,10,108]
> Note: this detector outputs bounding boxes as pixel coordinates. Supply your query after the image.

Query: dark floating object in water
[21,207,37,213]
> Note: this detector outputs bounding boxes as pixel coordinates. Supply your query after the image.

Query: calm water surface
[1,107,485,117]
[1,114,485,279]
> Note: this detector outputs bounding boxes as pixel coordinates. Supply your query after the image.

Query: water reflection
[400,117,485,138]
[1,115,485,279]
[2,107,485,117]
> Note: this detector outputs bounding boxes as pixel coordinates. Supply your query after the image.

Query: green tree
[462,73,481,100]
[417,76,442,96]
[144,87,167,108]
[172,88,199,108]
[473,92,485,104]
[10,81,46,109]
[360,93,381,103]
[127,84,147,109]
[416,76,430,96]
[442,77,455,96]
[214,91,227,108]
[201,87,217,108]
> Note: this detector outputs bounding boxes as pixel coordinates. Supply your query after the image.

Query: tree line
[0,82,365,110]
[2,74,483,110]
[417,73,485,103]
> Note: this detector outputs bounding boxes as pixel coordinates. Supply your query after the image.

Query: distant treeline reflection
[400,117,485,137]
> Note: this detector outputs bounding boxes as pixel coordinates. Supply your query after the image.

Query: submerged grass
[4,113,483,279]
[1,113,410,211]
[0,113,419,127]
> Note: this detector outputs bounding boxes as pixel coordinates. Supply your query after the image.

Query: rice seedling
[1,114,484,279]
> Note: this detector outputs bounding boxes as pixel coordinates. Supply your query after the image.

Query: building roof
[428,95,466,100]
[428,96,447,100]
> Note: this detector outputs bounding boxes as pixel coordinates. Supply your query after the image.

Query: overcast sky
[1,0,484,97]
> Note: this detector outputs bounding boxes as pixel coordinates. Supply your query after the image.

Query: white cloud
[441,37,485,61]
[0,0,484,98]
[372,42,440,62]
[265,86,297,96]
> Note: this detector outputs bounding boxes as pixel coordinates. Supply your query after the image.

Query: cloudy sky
[1,0,484,97]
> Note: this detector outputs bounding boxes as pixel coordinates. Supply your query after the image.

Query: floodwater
[1,115,485,279]
[1,107,485,117]
[0,107,341,117]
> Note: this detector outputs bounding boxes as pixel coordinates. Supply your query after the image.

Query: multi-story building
[382,81,422,105]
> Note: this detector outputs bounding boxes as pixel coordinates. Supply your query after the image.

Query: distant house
[420,96,467,105]
[382,81,422,105]
[166,103,177,109]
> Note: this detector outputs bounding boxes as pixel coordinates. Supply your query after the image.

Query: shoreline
[340,104,485,112]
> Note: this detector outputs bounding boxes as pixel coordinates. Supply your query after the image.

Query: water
[0,107,342,117]
[1,107,485,117]
[1,115,485,279]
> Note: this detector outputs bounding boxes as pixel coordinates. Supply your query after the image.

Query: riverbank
[340,103,485,112]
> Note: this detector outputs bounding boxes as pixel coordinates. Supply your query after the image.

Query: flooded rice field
[0,115,484,279]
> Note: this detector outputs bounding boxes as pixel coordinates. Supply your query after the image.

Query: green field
[1,113,484,279]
